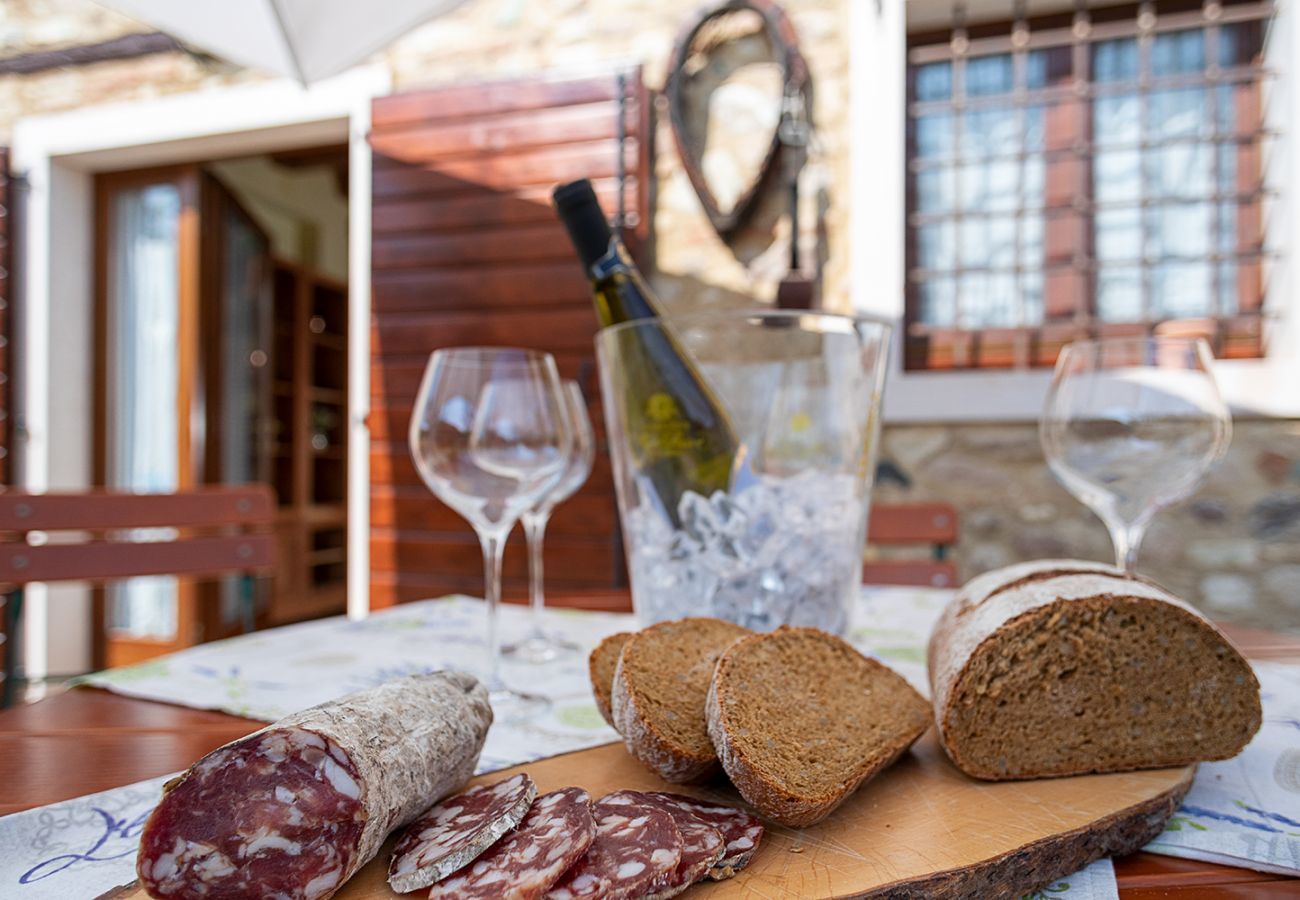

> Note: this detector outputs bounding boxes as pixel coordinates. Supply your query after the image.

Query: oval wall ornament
[665,0,811,243]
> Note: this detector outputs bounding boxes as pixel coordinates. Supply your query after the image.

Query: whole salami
[429,787,596,900]
[545,798,683,900]
[388,773,536,893]
[136,671,491,900]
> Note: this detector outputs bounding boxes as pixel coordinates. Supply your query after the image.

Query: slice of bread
[611,618,750,783]
[589,632,633,728]
[706,627,931,827]
[928,564,1262,781]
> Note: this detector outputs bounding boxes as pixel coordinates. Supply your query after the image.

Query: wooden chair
[0,486,277,708]
[864,502,960,588]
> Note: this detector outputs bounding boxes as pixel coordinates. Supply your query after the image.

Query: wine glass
[1039,336,1231,573]
[409,347,573,719]
[505,380,596,663]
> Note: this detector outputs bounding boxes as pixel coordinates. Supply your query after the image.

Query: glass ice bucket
[596,311,892,635]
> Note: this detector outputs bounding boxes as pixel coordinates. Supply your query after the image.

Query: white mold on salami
[388,772,537,893]
[136,671,491,900]
[641,792,764,880]
[544,798,683,900]
[429,787,596,900]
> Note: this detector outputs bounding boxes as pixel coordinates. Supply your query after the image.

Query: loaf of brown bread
[928,560,1262,781]
[611,618,750,783]
[706,627,931,827]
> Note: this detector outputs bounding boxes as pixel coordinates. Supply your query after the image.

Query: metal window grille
[904,0,1275,369]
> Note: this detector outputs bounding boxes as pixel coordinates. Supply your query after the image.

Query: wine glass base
[502,633,582,664]
[488,686,552,722]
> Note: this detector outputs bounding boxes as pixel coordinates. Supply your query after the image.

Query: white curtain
[106,184,182,639]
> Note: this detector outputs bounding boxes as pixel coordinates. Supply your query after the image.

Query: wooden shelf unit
[267,259,349,626]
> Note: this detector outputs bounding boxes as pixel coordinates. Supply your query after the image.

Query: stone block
[883,426,950,471]
[1261,566,1300,609]
[1185,538,1259,568]
[1199,573,1257,615]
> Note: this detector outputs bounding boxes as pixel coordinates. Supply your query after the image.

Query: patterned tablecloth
[1,585,1295,897]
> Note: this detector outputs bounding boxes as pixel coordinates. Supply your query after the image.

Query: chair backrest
[0,487,277,586]
[864,502,960,589]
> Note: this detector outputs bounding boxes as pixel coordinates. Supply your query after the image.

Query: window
[905,1,1273,369]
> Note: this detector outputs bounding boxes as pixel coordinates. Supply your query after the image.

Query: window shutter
[368,69,650,608]
[0,148,12,487]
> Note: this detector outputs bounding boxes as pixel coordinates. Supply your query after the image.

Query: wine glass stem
[478,531,508,691]
[1110,519,1148,574]
[524,512,550,640]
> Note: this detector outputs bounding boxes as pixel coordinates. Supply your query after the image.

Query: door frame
[11,66,386,678]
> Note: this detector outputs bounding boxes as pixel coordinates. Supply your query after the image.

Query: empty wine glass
[505,380,596,663]
[1040,336,1231,573]
[409,347,572,719]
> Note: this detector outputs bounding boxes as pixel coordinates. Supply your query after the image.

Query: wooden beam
[0,33,184,76]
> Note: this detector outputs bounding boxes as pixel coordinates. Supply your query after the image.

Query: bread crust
[706,628,930,828]
[928,565,1262,780]
[610,618,748,783]
[589,631,633,729]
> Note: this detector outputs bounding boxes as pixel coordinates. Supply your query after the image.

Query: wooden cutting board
[118,732,1192,899]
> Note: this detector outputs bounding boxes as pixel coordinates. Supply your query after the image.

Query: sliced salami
[544,798,683,900]
[136,672,491,900]
[429,787,596,900]
[642,792,765,879]
[388,773,537,893]
[600,791,724,899]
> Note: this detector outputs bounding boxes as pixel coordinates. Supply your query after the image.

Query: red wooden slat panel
[371,487,618,538]
[0,534,275,586]
[0,486,277,532]
[372,75,622,129]
[372,263,589,312]
[867,503,958,545]
[373,223,577,269]
[371,142,639,200]
[371,307,599,356]
[371,352,594,400]
[373,180,624,236]
[370,69,646,604]
[370,531,619,583]
[371,100,632,162]
[862,560,959,589]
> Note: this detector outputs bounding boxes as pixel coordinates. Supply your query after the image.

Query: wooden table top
[1,611,1297,899]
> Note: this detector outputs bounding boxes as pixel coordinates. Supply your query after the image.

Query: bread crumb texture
[707,627,931,827]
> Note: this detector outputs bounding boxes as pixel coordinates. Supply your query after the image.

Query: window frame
[902,0,1276,372]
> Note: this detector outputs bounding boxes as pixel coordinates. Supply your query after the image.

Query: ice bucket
[596,311,892,634]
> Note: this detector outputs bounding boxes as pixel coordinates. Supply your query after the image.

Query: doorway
[93,150,349,666]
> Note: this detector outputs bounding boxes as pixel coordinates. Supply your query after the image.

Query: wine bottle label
[638,392,704,455]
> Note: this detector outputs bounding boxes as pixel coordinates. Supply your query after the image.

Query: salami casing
[388,773,536,893]
[545,798,683,900]
[136,672,491,900]
[429,787,596,900]
[642,792,764,879]
[600,791,724,898]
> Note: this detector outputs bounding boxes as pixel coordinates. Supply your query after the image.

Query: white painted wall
[852,0,1300,423]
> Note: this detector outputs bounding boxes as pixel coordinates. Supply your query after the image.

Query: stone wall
[874,418,1300,632]
[0,0,853,312]
[0,0,264,130]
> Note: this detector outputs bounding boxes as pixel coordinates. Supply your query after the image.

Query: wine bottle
[551,179,740,509]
